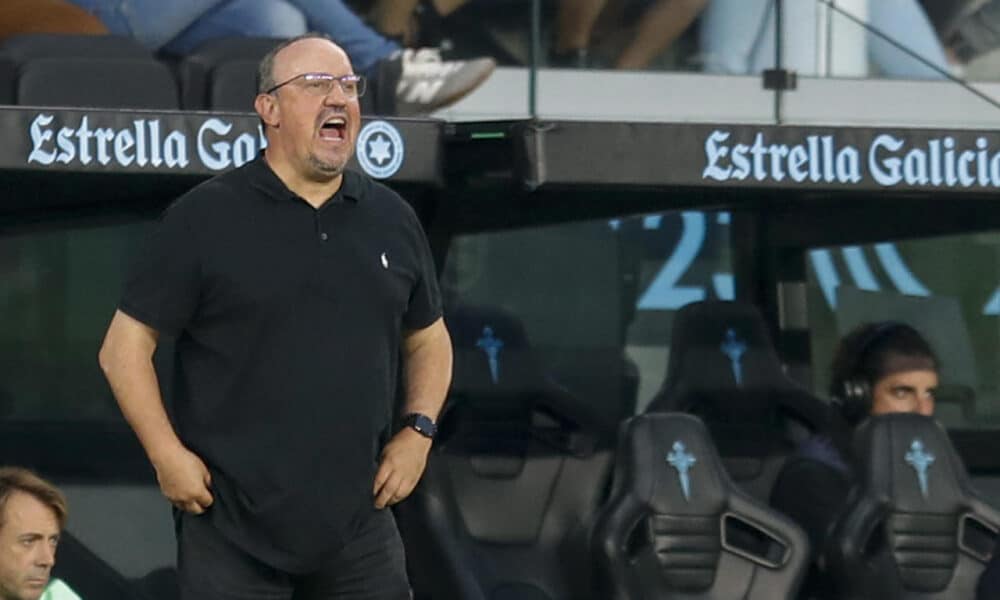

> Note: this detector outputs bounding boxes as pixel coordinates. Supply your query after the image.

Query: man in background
[0,466,79,600]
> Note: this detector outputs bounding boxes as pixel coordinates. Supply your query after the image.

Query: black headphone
[833,321,908,425]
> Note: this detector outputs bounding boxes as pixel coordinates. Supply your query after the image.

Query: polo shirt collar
[248,152,362,205]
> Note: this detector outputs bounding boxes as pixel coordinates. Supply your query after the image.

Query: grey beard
[307,153,346,179]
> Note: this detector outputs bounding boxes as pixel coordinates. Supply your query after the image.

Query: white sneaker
[392,48,496,116]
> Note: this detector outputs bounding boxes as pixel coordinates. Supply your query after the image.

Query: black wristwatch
[402,413,437,439]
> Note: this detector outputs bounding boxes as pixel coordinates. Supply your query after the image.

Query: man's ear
[254,93,279,128]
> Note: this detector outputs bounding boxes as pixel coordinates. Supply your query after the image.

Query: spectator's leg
[700,0,772,74]
[614,0,707,70]
[760,0,817,75]
[372,0,470,46]
[701,0,816,76]
[868,0,949,79]
[554,0,607,54]
[67,0,221,50]
[287,0,401,72]
[372,0,422,44]
[432,0,469,16]
[162,0,307,55]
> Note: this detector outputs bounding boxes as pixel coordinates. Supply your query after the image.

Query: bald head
[257,33,351,94]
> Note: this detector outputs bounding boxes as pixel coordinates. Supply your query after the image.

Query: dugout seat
[826,413,1000,599]
[52,530,167,600]
[173,36,280,112]
[395,303,614,600]
[645,300,831,500]
[592,412,810,600]
[0,34,177,109]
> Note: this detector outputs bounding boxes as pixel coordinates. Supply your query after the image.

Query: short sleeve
[402,206,442,330]
[119,202,201,335]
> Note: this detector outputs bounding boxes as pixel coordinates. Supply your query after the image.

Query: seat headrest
[650,301,829,430]
[0,33,146,60]
[441,304,607,452]
[854,413,969,513]
[183,36,283,62]
[619,413,729,515]
[666,301,784,391]
[446,304,547,408]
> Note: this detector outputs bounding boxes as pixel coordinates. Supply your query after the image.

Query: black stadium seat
[0,34,178,109]
[395,303,614,600]
[173,36,282,111]
[826,413,1000,599]
[0,57,13,105]
[592,413,810,600]
[52,531,163,600]
[645,300,831,500]
[0,33,148,60]
[17,58,177,109]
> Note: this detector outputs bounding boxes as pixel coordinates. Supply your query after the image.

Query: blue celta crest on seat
[667,441,697,502]
[905,438,935,499]
[475,326,504,384]
[720,328,747,385]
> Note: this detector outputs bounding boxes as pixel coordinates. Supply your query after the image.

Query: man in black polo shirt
[98,33,452,599]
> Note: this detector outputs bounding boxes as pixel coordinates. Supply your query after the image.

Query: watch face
[409,414,436,437]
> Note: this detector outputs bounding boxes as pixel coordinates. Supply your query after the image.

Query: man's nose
[34,543,56,568]
[323,84,349,105]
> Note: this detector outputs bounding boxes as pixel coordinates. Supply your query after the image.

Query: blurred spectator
[281,0,495,115]
[371,0,472,47]
[68,0,496,116]
[701,0,950,79]
[0,0,106,39]
[945,1,1000,65]
[553,0,708,69]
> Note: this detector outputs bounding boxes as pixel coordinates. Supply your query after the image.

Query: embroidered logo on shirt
[380,252,389,269]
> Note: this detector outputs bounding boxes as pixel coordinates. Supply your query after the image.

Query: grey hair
[257,32,337,94]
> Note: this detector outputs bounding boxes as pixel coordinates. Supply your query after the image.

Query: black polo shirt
[119,155,442,572]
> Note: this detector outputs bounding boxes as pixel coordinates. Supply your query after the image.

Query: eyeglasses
[265,72,366,99]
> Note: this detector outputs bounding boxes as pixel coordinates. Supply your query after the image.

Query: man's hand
[373,428,432,509]
[152,445,214,514]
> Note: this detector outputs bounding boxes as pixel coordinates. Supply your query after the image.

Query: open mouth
[319,116,347,142]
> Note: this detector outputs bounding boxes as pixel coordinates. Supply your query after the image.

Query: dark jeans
[177,508,411,600]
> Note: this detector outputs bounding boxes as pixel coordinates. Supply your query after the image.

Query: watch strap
[403,412,437,439]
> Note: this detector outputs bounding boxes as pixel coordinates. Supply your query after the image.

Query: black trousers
[176,508,411,600]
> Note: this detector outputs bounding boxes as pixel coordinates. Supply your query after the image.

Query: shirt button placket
[315,211,329,242]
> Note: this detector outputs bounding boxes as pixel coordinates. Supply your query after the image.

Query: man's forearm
[402,317,453,420]
[103,356,183,463]
[98,313,183,463]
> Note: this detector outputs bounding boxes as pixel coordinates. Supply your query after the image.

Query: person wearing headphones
[769,321,939,599]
